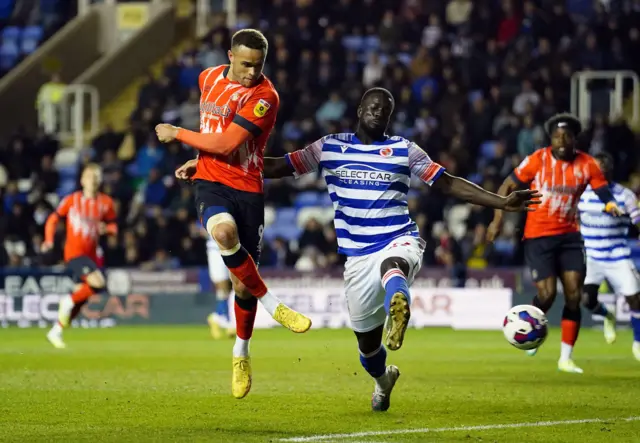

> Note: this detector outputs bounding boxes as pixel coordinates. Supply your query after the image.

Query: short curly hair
[544,113,582,136]
[231,29,268,53]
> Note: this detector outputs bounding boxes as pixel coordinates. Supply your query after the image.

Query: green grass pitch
[1,327,638,442]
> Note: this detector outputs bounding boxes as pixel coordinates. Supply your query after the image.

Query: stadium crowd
[2,0,640,272]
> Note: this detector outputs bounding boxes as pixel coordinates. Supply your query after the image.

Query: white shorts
[343,235,425,333]
[584,257,640,296]
[207,240,230,284]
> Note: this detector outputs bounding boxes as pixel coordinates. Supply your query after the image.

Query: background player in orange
[487,113,623,373]
[155,29,310,399]
[42,163,118,349]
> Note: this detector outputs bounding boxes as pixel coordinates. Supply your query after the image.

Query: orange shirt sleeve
[232,86,279,138]
[512,150,541,185]
[586,155,608,189]
[44,195,72,244]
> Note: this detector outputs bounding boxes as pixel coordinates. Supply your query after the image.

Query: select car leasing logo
[335,163,392,185]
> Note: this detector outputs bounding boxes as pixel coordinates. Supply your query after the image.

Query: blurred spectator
[36,72,65,134]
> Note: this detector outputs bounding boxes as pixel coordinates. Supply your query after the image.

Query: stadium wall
[0,269,628,330]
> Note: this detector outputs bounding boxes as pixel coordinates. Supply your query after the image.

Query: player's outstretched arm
[263,157,295,179]
[434,172,540,212]
[156,123,251,156]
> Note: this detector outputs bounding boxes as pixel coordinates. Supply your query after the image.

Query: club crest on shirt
[253,99,271,118]
[231,92,240,101]
[380,147,393,157]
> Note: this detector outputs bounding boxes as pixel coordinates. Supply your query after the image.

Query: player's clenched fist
[175,159,198,181]
[156,123,179,143]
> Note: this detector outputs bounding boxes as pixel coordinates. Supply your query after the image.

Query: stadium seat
[293,191,320,209]
[319,192,333,207]
[263,223,302,242]
[364,35,381,52]
[0,40,19,70]
[1,26,20,44]
[493,239,515,256]
[468,90,483,103]
[480,141,498,159]
[275,207,298,226]
[57,180,76,197]
[57,164,78,180]
[342,35,364,52]
[297,206,334,228]
[467,172,483,184]
[20,26,43,55]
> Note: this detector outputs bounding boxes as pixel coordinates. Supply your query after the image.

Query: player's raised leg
[47,263,105,349]
[582,283,616,344]
[381,257,412,351]
[355,326,400,412]
[208,214,311,334]
[558,270,584,373]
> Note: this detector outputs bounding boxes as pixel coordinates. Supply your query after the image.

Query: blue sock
[631,310,640,343]
[359,345,387,378]
[215,297,230,322]
[592,302,609,317]
[382,269,410,314]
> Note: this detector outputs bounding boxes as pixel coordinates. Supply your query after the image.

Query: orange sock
[225,251,268,298]
[561,319,580,346]
[71,284,94,304]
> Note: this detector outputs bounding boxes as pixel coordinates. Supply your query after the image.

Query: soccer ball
[502,305,548,350]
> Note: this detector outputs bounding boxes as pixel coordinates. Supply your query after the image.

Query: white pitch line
[279,416,640,442]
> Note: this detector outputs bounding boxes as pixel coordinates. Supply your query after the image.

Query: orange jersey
[45,191,117,262]
[192,65,280,193]
[513,147,607,239]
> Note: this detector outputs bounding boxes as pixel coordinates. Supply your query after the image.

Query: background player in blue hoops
[262,88,541,411]
[577,152,640,359]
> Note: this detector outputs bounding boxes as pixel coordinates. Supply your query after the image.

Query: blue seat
[468,90,483,103]
[57,164,78,179]
[275,207,298,225]
[319,192,333,207]
[294,191,320,209]
[480,141,498,159]
[493,239,515,256]
[0,41,19,70]
[263,224,301,242]
[342,35,364,52]
[21,25,43,55]
[467,173,483,185]
[364,36,380,51]
[1,26,20,43]
[57,180,76,197]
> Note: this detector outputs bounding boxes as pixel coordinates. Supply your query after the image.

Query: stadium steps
[97,17,196,133]
[98,39,193,132]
